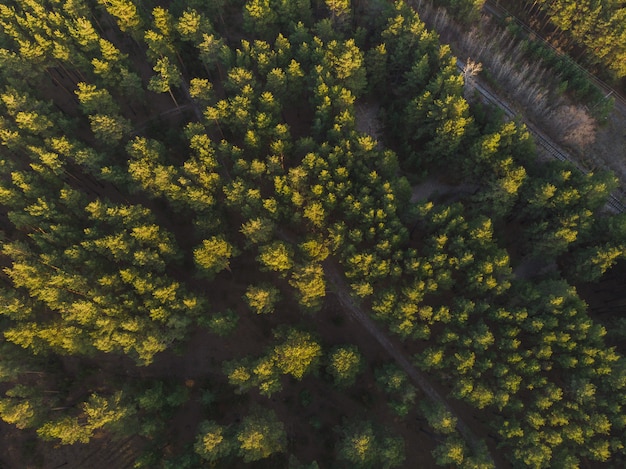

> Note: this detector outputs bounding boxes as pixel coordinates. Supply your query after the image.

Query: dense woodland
[0,0,626,467]
[495,0,626,82]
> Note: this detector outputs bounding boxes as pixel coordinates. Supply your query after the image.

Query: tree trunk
[168,88,179,107]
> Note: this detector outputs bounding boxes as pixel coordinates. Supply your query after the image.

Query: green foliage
[257,241,294,273]
[194,420,234,462]
[375,364,416,417]
[224,328,321,396]
[201,309,239,336]
[245,284,281,314]
[336,419,405,469]
[236,408,286,462]
[289,263,326,311]
[1,1,626,467]
[0,386,42,430]
[194,236,234,278]
[88,114,130,142]
[432,434,466,466]
[434,0,484,23]
[420,400,457,435]
[273,328,322,380]
[327,345,363,388]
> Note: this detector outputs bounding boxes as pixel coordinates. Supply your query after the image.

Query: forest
[0,0,625,467]
[494,0,626,82]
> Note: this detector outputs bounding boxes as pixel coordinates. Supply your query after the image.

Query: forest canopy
[0,0,625,468]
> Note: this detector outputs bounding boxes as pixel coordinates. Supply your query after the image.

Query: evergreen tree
[327,345,363,388]
[237,408,286,462]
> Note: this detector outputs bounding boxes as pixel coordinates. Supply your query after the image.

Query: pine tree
[327,345,363,388]
[236,408,286,462]
[194,420,234,463]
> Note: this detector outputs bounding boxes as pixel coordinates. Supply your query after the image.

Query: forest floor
[410,180,478,203]
[586,110,626,191]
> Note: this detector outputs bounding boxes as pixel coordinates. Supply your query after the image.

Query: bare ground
[581,110,626,196]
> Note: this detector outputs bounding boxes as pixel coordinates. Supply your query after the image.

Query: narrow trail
[324,263,498,467]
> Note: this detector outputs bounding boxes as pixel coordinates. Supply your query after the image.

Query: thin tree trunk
[46,69,78,103]
[168,88,179,107]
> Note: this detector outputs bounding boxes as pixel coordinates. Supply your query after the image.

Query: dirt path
[513,255,558,280]
[411,179,479,203]
[324,263,498,467]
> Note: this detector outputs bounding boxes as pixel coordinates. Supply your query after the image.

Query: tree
[176,8,213,44]
[432,434,466,466]
[194,420,234,463]
[245,284,281,314]
[75,82,119,115]
[375,364,417,417]
[289,263,326,311]
[0,384,44,430]
[437,0,485,23]
[194,236,234,278]
[273,328,322,380]
[257,241,293,273]
[200,310,239,337]
[566,243,625,282]
[97,0,143,37]
[336,420,379,468]
[118,66,145,101]
[197,33,227,78]
[517,162,613,258]
[37,415,89,444]
[82,392,136,436]
[126,137,184,203]
[237,408,286,462]
[243,0,278,39]
[336,419,405,469]
[366,43,388,93]
[223,328,321,396]
[188,77,213,105]
[420,401,457,435]
[148,56,182,106]
[325,0,352,29]
[327,345,363,388]
[88,114,130,143]
[240,218,275,245]
[325,39,367,95]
